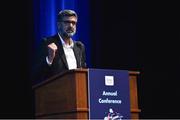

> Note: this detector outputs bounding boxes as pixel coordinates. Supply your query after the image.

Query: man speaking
[34,9,87,82]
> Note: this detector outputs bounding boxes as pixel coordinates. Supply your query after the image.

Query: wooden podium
[32,68,141,119]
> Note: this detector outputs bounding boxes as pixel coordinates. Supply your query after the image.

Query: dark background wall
[0,0,34,118]
[90,0,180,118]
[0,0,179,118]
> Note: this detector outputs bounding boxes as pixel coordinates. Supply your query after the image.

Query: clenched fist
[47,43,58,63]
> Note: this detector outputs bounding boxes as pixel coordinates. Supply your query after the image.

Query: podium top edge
[73,69,140,74]
[32,68,140,89]
[128,71,140,75]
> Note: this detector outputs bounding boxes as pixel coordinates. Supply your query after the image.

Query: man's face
[58,16,77,38]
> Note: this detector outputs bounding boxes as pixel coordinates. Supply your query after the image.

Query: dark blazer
[33,34,86,83]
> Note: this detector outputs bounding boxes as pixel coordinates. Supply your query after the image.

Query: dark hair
[57,9,78,22]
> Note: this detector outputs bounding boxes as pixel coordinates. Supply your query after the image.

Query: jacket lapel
[54,35,69,69]
[73,42,81,68]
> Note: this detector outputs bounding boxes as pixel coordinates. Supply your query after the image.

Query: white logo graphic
[104,108,123,120]
[105,76,114,86]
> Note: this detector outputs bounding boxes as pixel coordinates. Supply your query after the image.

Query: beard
[62,28,76,38]
[65,31,76,37]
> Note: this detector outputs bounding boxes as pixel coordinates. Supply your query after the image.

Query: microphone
[76,41,83,48]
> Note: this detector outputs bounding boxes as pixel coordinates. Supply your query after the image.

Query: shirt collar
[58,33,74,48]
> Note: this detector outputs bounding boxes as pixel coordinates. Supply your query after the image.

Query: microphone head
[76,41,83,48]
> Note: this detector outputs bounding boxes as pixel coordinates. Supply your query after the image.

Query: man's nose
[69,23,74,27]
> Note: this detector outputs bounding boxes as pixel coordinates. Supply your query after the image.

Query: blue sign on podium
[88,69,130,120]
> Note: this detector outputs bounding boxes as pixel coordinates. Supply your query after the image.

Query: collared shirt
[58,34,77,70]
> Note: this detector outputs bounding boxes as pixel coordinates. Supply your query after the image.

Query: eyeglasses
[62,20,77,25]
